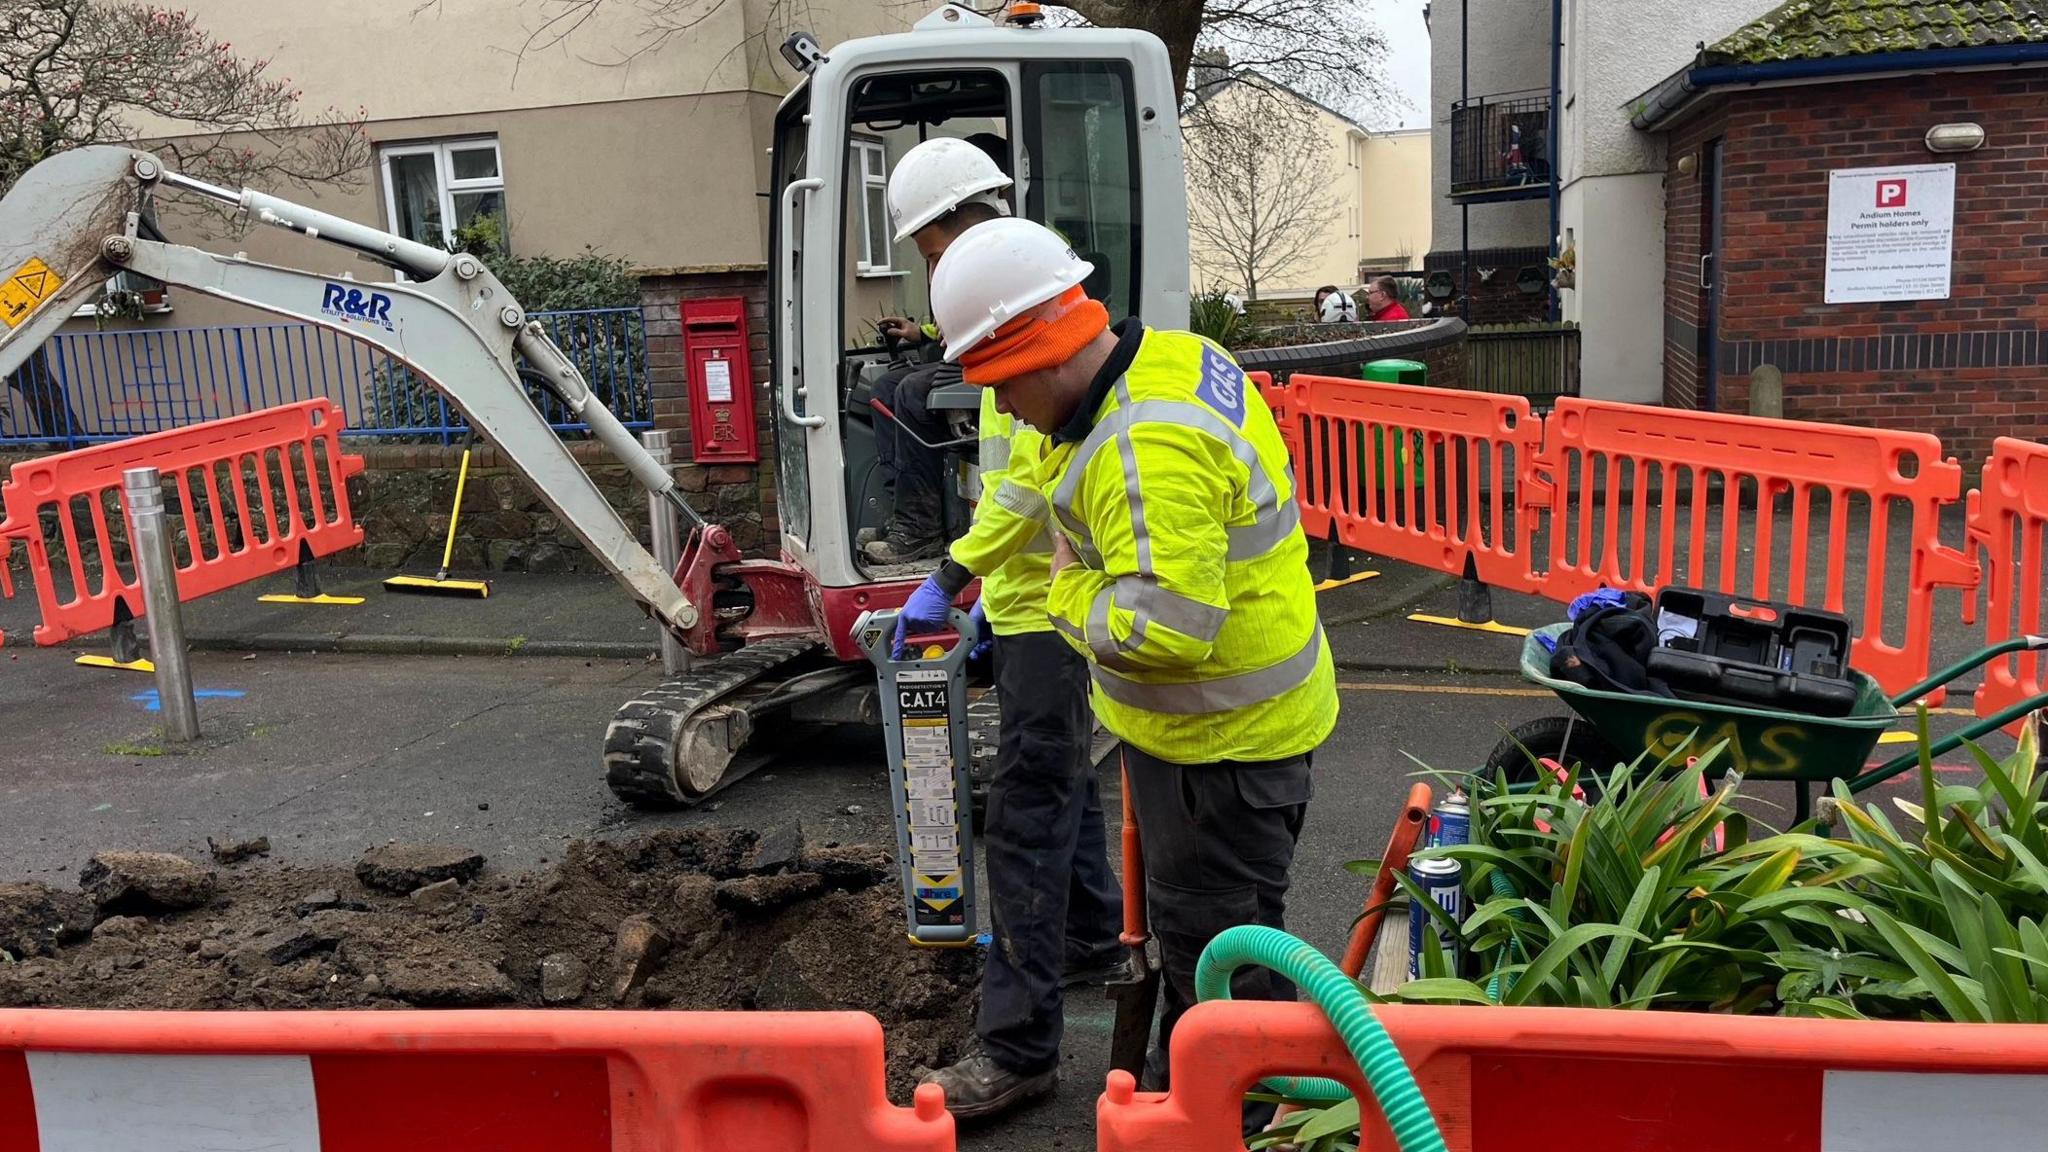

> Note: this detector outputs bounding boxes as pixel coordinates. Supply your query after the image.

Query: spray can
[1406,856,1465,980]
[1433,788,1471,848]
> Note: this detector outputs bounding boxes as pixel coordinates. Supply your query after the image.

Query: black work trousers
[1122,744,1313,1091]
[871,359,955,519]
[977,631,1124,1075]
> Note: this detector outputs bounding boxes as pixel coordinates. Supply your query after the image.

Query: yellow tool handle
[438,446,472,575]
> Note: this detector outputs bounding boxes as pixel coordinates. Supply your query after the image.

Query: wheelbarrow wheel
[1485,716,1628,797]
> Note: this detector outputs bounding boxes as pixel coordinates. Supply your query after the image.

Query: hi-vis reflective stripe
[990,477,1045,520]
[1052,384,1296,566]
[1052,391,1281,519]
[1116,575,1226,641]
[981,434,1012,474]
[1091,625,1325,714]
[1081,577,1225,669]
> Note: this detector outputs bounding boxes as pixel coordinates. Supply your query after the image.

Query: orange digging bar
[1339,782,1432,978]
[1120,766,1147,949]
[1107,760,1162,1077]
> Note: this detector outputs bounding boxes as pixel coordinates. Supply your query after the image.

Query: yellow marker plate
[0,257,61,328]
[1315,570,1381,592]
[1406,613,1533,637]
[257,593,367,606]
[76,654,155,673]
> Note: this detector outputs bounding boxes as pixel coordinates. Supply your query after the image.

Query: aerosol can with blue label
[1433,788,1471,848]
[1407,855,1465,980]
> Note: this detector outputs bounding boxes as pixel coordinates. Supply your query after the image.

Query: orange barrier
[1532,398,1976,698]
[1277,374,1549,596]
[1966,436,2048,729]
[0,1008,951,1152]
[1098,1000,2048,1152]
[0,400,364,646]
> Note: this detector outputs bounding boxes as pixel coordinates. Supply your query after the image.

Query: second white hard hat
[886,137,1013,243]
[931,217,1096,361]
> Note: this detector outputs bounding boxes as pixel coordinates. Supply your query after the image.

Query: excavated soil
[0,827,981,1098]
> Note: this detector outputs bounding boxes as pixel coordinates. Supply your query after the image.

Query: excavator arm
[0,146,695,633]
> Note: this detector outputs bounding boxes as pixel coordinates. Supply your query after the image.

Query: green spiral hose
[1194,925,1447,1152]
[1485,868,1519,1003]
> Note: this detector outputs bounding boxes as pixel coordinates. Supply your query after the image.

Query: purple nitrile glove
[967,599,992,662]
[893,573,955,659]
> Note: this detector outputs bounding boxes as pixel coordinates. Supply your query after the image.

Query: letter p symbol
[1877,179,1908,209]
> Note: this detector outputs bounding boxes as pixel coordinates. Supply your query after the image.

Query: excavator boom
[0,146,696,634]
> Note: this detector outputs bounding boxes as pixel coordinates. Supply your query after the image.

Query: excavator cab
[769,4,1188,643]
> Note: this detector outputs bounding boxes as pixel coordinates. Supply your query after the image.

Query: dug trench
[0,827,981,1099]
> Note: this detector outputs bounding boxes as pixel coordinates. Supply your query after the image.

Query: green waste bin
[1361,359,1428,386]
[1360,359,1426,490]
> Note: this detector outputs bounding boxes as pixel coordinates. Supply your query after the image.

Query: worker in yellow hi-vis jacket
[923,215,1339,1100]
[885,140,1123,1123]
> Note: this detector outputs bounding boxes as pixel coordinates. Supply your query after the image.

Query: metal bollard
[640,430,690,676]
[123,467,200,741]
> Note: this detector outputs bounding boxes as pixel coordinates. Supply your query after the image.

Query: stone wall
[343,265,775,574]
[340,443,764,573]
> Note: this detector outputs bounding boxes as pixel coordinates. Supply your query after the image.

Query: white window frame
[379,136,506,253]
[850,137,897,277]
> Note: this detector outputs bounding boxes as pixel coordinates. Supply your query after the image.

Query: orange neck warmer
[960,287,1109,386]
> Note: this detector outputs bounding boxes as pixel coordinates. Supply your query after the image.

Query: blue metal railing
[0,307,651,448]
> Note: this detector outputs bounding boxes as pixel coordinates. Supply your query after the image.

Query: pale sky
[1376,0,1434,130]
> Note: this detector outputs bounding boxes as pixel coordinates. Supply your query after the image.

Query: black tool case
[1646,587,1861,717]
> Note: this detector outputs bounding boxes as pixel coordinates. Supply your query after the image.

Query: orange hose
[1339,781,1433,978]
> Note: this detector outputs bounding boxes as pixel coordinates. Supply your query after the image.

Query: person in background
[1363,275,1410,321]
[1318,287,1358,323]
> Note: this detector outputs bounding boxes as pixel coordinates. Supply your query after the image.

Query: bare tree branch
[0,0,371,232]
[1053,0,1396,123]
[1183,82,1338,300]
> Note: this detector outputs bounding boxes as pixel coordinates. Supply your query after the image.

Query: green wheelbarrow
[1488,623,2048,823]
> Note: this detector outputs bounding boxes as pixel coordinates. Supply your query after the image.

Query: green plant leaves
[1866,905,1986,1023]
[1380,734,2048,1025]
[1503,924,1647,1006]
[1294,1097,1361,1146]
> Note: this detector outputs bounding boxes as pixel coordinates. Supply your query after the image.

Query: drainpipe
[1460,0,1470,318]
[1547,0,1562,322]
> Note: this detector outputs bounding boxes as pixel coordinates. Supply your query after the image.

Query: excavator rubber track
[603,636,822,807]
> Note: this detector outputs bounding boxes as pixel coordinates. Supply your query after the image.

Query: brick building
[1637,0,2048,472]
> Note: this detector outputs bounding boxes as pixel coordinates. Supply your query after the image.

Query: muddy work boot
[863,489,943,565]
[921,1052,1057,1121]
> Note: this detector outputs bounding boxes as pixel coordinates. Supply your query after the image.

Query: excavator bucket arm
[0,146,696,635]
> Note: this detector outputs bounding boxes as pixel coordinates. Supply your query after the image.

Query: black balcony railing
[1449,90,1553,198]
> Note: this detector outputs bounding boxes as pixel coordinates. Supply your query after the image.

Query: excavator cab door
[769,9,1187,606]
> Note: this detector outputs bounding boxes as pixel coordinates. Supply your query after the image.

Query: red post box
[680,297,759,464]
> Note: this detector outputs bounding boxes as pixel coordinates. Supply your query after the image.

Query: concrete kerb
[181,632,656,661]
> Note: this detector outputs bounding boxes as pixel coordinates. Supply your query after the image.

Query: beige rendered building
[1183,77,1431,302]
[83,0,914,330]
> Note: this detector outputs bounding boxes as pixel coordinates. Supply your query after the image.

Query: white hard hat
[886,136,1013,243]
[931,218,1096,361]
